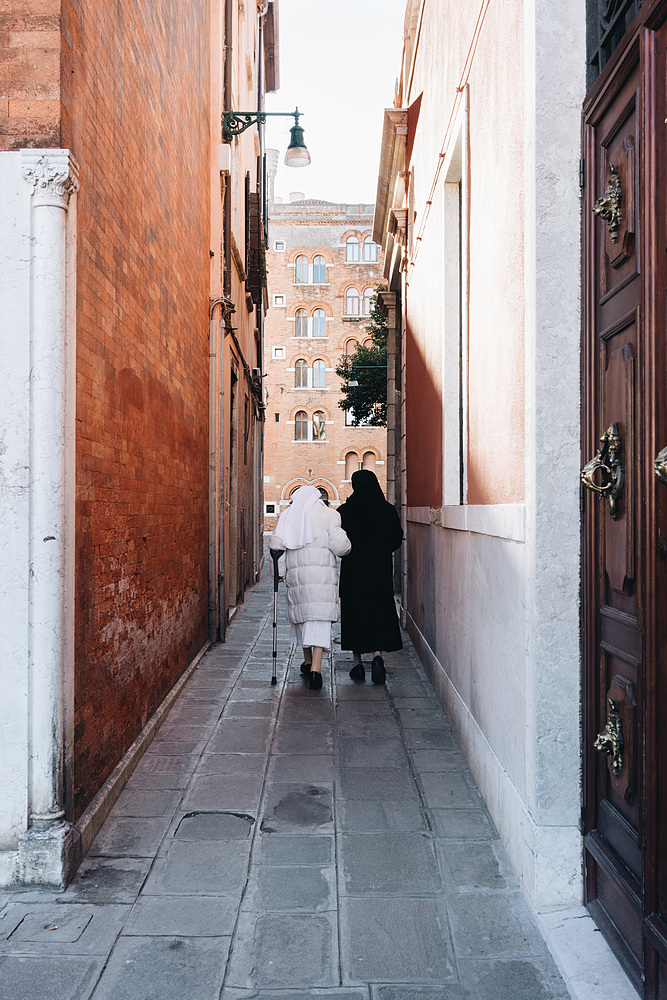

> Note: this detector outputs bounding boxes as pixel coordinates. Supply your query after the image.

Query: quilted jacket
[269,500,351,624]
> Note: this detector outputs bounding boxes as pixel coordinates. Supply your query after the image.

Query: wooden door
[583,5,667,995]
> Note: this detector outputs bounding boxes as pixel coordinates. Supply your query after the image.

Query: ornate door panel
[583,7,667,996]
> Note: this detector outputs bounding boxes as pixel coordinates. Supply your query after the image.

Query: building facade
[263,189,387,520]
[373,0,667,996]
[0,0,276,888]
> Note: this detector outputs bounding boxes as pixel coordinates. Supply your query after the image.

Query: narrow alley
[0,561,618,1000]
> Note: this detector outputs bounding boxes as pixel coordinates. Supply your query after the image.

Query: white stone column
[18,149,78,883]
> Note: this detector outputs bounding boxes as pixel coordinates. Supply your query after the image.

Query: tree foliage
[335,285,388,427]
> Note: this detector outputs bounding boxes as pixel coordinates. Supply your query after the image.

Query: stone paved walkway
[0,561,576,1000]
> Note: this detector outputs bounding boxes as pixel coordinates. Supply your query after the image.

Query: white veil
[274,485,321,549]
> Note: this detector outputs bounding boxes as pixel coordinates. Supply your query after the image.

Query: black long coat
[338,492,403,653]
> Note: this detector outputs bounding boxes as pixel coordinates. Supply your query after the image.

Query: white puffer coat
[269,500,351,624]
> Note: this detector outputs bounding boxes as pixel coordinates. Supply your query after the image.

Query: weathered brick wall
[0,0,61,149]
[60,1,210,818]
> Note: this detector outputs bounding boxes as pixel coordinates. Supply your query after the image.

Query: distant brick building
[263,184,387,522]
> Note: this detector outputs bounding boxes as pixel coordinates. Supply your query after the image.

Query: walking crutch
[270,548,284,685]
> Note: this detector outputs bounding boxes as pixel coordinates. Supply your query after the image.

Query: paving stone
[261,783,334,833]
[88,815,171,857]
[146,740,205,755]
[336,700,390,720]
[336,717,399,739]
[132,753,199,775]
[409,749,468,772]
[461,958,572,999]
[338,768,419,802]
[397,708,449,729]
[155,725,213,741]
[124,895,237,936]
[255,866,332,911]
[428,809,496,839]
[222,992,367,1000]
[338,737,409,770]
[229,913,335,989]
[374,988,470,1000]
[224,701,277,719]
[123,770,192,791]
[269,754,335,782]
[403,729,458,751]
[447,893,534,958]
[91,936,229,1000]
[438,841,507,889]
[58,858,151,904]
[0,903,129,954]
[336,683,388,701]
[337,799,427,833]
[273,725,334,754]
[198,753,266,775]
[343,898,454,983]
[142,840,249,896]
[419,772,479,809]
[259,835,333,866]
[341,833,440,894]
[113,788,183,817]
[0,955,101,1000]
[208,721,272,754]
[173,810,254,840]
[183,774,262,812]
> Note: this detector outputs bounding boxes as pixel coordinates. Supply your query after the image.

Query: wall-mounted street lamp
[221,107,311,167]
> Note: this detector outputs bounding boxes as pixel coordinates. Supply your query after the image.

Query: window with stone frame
[312,411,326,440]
[295,254,308,283]
[345,287,360,316]
[313,255,326,283]
[362,237,377,261]
[312,309,326,338]
[295,410,308,440]
[346,237,360,262]
[295,359,307,388]
[295,308,307,337]
[312,360,325,388]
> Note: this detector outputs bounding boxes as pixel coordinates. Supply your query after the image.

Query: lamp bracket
[222,108,301,143]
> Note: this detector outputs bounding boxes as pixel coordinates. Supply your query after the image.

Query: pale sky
[264,0,406,206]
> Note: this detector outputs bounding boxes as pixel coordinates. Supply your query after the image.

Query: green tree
[335,285,388,427]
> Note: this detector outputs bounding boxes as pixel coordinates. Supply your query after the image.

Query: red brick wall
[60,1,210,818]
[0,1,61,149]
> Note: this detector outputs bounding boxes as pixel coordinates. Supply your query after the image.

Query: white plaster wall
[0,152,31,853]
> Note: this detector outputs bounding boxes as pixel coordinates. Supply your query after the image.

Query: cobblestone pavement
[0,562,575,1000]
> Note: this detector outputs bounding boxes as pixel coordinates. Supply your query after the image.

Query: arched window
[362,287,374,315]
[318,487,329,505]
[363,237,377,261]
[346,287,360,316]
[362,451,376,471]
[295,411,308,441]
[312,360,325,388]
[295,308,307,337]
[345,451,359,479]
[346,237,360,262]
[312,309,326,338]
[295,359,307,388]
[313,411,326,440]
[313,255,326,283]
[295,255,308,283]
[345,339,359,355]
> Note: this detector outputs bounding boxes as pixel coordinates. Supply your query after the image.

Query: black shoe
[349,663,365,682]
[300,661,311,675]
[308,670,323,690]
[371,655,386,685]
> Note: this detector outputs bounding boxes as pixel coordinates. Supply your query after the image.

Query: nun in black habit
[338,469,404,684]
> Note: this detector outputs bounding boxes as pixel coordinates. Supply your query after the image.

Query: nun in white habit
[269,485,351,690]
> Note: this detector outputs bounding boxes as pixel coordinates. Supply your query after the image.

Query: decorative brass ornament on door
[594,698,624,778]
[593,162,622,243]
[654,446,667,486]
[581,422,625,519]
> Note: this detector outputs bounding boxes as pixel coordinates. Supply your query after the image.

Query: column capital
[21,149,79,210]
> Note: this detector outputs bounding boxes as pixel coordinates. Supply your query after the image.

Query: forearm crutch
[270,548,284,686]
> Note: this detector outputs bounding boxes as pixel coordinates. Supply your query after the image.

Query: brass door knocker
[655,445,667,486]
[594,698,624,778]
[593,163,622,243]
[581,422,624,519]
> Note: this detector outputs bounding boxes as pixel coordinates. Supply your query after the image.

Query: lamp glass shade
[284,122,311,167]
[348,377,359,387]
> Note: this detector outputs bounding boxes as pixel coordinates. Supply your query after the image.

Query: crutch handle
[270,548,284,590]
